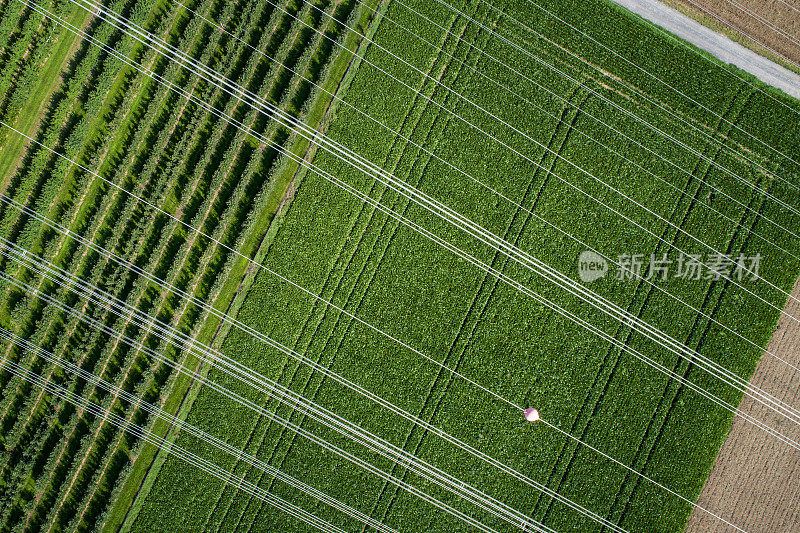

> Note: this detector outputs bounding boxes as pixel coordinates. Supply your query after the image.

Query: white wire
[63,0,800,412]
[722,0,800,49]
[68,0,800,441]
[680,0,800,70]
[0,328,397,533]
[269,0,800,383]
[1,209,754,532]
[163,0,800,270]
[359,0,800,250]
[776,0,800,15]
[190,0,800,321]
[484,0,800,175]
[624,0,800,121]
[158,0,800,351]
[6,0,800,482]
[4,0,792,528]
[0,4,788,524]
[0,198,762,532]
[26,0,800,417]
[271,0,800,221]
[0,207,751,533]
[0,10,780,524]
[0,241,559,533]
[0,9,516,408]
[39,0,800,425]
[69,0,800,348]
[0,234,572,533]
[0,356,347,533]
[0,268,506,533]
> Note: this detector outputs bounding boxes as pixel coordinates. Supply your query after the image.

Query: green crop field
[0,0,799,531]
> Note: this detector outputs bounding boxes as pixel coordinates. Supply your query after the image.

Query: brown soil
[686,276,800,532]
[666,0,800,70]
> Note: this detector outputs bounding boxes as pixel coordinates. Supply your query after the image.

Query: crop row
[0,0,357,529]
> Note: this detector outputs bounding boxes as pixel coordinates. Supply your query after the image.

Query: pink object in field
[524,408,540,422]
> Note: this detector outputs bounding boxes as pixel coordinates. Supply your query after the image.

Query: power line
[363,0,800,250]
[0,0,788,524]
[0,356,348,533]
[6,0,800,462]
[0,11,788,528]
[61,0,800,411]
[0,328,398,533]
[0,223,587,533]
[0,265,507,532]
[0,185,759,532]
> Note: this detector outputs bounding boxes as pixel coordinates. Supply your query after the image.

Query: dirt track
[686,277,800,532]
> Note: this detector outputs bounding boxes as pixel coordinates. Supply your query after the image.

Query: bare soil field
[686,277,800,532]
[666,0,800,69]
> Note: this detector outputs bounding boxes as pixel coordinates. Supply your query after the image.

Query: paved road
[608,0,800,100]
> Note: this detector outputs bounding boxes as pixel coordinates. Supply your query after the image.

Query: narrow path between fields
[606,0,800,99]
[686,276,800,532]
